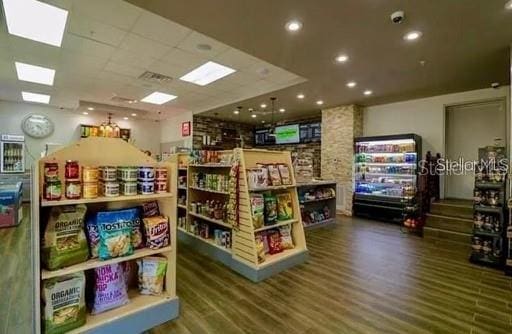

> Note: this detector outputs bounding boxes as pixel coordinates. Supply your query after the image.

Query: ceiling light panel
[2,0,69,47]
[15,62,56,86]
[347,81,357,88]
[285,20,303,32]
[22,91,51,104]
[180,61,236,86]
[141,92,177,105]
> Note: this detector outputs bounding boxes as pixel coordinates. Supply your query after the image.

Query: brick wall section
[321,105,363,215]
[192,115,254,150]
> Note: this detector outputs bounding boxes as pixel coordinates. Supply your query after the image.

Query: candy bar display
[190,171,229,193]
[190,200,227,221]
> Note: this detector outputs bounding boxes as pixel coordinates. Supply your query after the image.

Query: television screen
[275,124,300,144]
[299,122,321,143]
[254,128,275,145]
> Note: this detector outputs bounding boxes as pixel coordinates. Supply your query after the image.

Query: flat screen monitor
[275,124,300,144]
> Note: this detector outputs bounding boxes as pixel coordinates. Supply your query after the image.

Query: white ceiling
[0,0,305,120]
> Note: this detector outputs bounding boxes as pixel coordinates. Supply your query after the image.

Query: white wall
[363,86,511,156]
[160,110,193,155]
[0,100,162,168]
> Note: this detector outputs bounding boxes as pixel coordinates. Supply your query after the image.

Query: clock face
[22,114,54,139]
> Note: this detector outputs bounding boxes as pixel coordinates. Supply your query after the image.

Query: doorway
[444,98,507,199]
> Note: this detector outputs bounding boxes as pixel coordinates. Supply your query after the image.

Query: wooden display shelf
[258,248,306,268]
[41,192,172,207]
[189,164,231,168]
[303,218,336,230]
[67,290,178,334]
[188,211,231,229]
[178,204,187,209]
[178,228,231,254]
[178,186,187,190]
[189,186,229,195]
[300,196,336,204]
[248,184,296,192]
[254,219,298,232]
[42,246,172,280]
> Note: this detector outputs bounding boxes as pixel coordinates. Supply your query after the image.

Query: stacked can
[155,167,168,193]
[65,160,81,199]
[118,167,138,195]
[99,166,119,197]
[82,166,99,199]
[138,166,155,195]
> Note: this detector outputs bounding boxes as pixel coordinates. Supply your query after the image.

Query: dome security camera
[491,82,500,89]
[391,11,405,24]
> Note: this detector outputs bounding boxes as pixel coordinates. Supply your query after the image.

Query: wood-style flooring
[154,216,512,334]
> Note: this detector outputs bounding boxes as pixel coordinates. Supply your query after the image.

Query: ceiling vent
[110,96,137,104]
[139,71,174,84]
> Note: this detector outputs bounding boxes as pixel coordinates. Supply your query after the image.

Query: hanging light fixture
[99,113,120,138]
[268,97,277,137]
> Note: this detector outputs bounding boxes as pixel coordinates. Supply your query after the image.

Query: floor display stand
[297,180,337,229]
[32,137,179,334]
[177,148,308,282]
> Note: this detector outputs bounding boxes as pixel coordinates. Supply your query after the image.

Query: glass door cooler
[1,135,25,174]
[353,134,422,222]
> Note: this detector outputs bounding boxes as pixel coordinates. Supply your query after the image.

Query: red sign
[181,121,191,137]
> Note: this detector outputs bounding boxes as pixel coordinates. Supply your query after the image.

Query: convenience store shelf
[303,218,336,230]
[178,228,231,254]
[178,204,187,209]
[248,184,296,192]
[300,196,336,204]
[188,211,232,229]
[189,186,229,195]
[355,162,416,166]
[41,192,172,207]
[189,164,232,168]
[254,219,298,232]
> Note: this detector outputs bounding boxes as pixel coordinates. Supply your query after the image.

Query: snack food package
[85,215,99,258]
[97,209,135,260]
[250,194,265,228]
[267,164,282,186]
[143,216,170,249]
[42,272,86,334]
[266,230,283,255]
[278,164,292,185]
[137,256,168,296]
[43,205,89,270]
[142,201,160,218]
[90,263,129,314]
[127,207,144,249]
[276,193,293,220]
[263,193,278,225]
[248,167,268,189]
[279,225,294,249]
[255,235,266,263]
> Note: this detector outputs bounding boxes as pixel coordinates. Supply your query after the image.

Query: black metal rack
[470,146,507,267]
[353,133,422,223]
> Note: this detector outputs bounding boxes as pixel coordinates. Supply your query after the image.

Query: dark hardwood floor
[154,216,512,334]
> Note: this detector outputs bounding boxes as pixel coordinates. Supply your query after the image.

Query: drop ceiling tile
[227,70,260,85]
[161,47,208,69]
[176,31,230,58]
[60,52,109,74]
[119,33,172,60]
[105,61,146,78]
[214,48,259,70]
[131,11,191,47]
[62,33,116,59]
[71,0,142,31]
[41,0,72,10]
[0,59,16,80]
[7,36,61,66]
[147,60,189,79]
[110,49,156,68]
[68,12,128,47]
[96,71,134,86]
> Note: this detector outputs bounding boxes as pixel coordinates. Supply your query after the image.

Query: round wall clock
[21,114,55,139]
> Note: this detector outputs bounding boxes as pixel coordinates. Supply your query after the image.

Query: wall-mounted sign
[182,121,191,137]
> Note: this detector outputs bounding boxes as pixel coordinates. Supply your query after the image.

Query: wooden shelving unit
[168,153,189,231]
[32,137,179,334]
[297,180,337,230]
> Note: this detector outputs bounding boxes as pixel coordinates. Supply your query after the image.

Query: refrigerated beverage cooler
[1,134,25,173]
[353,133,422,222]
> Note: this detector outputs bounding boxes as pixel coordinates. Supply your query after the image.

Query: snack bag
[278,164,292,185]
[43,205,89,270]
[266,230,283,255]
[143,216,170,249]
[127,207,144,249]
[267,164,282,186]
[255,235,266,263]
[142,201,160,217]
[137,256,167,296]
[97,209,134,260]
[85,215,99,258]
[279,225,294,249]
[263,193,278,225]
[276,193,293,220]
[250,194,264,228]
[42,272,86,334]
[90,263,129,314]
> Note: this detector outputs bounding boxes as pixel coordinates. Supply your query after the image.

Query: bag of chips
[127,207,144,249]
[137,256,167,296]
[142,201,160,217]
[250,194,264,228]
[267,164,282,186]
[90,263,129,314]
[276,193,293,220]
[279,225,294,249]
[266,230,283,255]
[255,235,266,263]
[43,205,89,270]
[143,216,170,249]
[42,272,86,334]
[85,215,99,258]
[263,193,278,226]
[97,209,135,260]
[278,164,292,185]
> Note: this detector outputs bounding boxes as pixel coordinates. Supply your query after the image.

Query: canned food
[118,166,138,182]
[65,180,81,199]
[155,167,168,181]
[138,167,155,181]
[100,166,117,181]
[65,160,80,180]
[83,182,98,199]
[44,162,59,182]
[138,181,154,195]
[155,180,167,193]
[44,181,62,201]
[82,166,99,182]
[101,181,119,197]
[120,181,137,196]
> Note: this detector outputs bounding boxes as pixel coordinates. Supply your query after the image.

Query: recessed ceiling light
[364,90,373,96]
[131,113,137,117]
[22,91,50,104]
[2,0,68,47]
[251,114,257,118]
[87,107,95,111]
[141,92,177,105]
[15,62,55,86]
[316,100,324,105]
[260,103,267,108]
[404,30,422,41]
[279,108,286,113]
[285,20,302,32]
[297,93,305,99]
[335,54,349,63]
[123,117,129,120]
[82,112,88,115]
[180,61,236,86]
[506,0,512,9]
[346,81,357,88]
[261,120,265,124]
[233,109,239,115]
